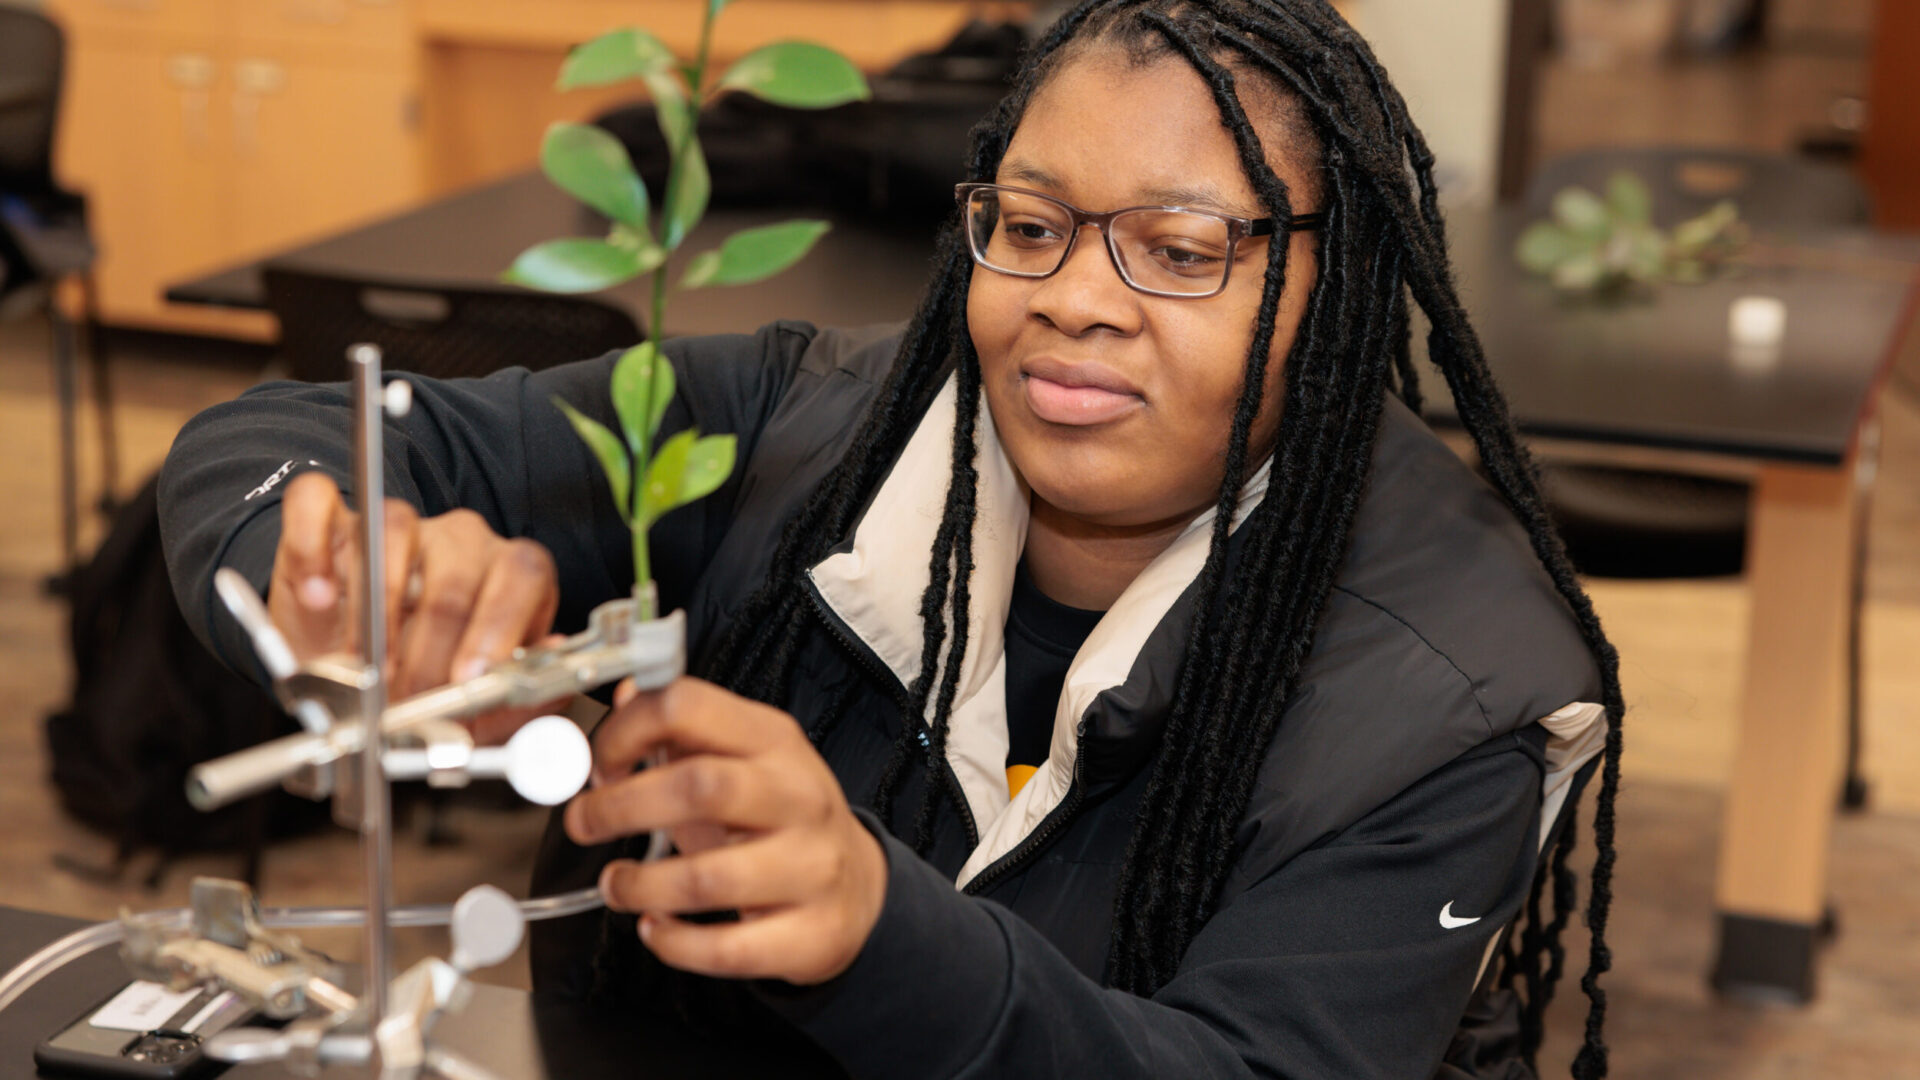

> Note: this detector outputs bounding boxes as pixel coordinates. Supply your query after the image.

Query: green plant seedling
[503,7,870,616]
[1515,170,1747,294]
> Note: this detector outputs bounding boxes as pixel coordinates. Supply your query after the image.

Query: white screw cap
[503,714,592,806]
[448,884,525,973]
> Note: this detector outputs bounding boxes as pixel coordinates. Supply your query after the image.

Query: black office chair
[0,6,117,585]
[1523,145,1876,806]
[262,267,644,383]
[592,19,1022,234]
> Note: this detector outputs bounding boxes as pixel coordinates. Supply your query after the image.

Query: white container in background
[1728,295,1787,373]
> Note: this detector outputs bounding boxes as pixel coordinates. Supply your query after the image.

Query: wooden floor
[2,35,1918,1080]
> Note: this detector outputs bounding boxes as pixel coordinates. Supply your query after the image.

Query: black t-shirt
[1003,558,1106,770]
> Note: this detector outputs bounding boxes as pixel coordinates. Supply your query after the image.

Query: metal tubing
[349,345,393,1032]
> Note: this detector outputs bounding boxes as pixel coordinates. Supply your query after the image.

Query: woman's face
[968,47,1322,532]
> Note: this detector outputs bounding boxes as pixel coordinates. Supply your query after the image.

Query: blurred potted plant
[503,5,870,618]
[1516,170,1746,292]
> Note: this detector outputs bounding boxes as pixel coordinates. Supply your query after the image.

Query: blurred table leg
[1711,458,1858,1003]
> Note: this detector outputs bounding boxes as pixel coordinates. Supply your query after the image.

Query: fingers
[599,834,842,916]
[270,472,351,658]
[590,678,801,781]
[390,510,493,699]
[566,754,823,846]
[634,903,864,984]
[278,472,347,603]
[382,499,420,657]
[447,538,559,686]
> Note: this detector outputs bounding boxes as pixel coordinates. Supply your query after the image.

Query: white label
[182,991,238,1033]
[90,981,200,1032]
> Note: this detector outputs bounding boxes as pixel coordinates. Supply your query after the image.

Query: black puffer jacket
[160,321,1606,1079]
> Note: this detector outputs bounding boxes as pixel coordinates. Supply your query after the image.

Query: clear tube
[0,888,602,1016]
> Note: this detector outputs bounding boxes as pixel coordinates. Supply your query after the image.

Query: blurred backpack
[45,474,326,886]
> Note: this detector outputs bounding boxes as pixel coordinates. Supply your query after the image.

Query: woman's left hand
[564,677,889,986]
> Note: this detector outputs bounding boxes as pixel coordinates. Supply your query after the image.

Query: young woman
[160,1,1624,1076]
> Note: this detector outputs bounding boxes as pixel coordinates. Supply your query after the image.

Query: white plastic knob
[503,715,592,806]
[448,884,525,973]
[384,378,413,418]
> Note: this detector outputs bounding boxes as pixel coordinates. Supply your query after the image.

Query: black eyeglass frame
[954,181,1328,299]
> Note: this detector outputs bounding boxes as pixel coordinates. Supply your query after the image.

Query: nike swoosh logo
[1438,902,1482,930]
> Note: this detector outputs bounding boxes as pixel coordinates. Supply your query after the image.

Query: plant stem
[632,519,654,618]
[692,4,717,94]
[631,3,720,612]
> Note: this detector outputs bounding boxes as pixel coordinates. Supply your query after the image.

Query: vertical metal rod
[349,345,393,1030]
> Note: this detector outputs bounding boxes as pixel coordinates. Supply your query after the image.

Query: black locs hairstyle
[698,0,1626,1074]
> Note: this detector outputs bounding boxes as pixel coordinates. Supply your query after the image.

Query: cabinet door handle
[232,61,287,156]
[234,59,287,96]
[166,52,215,146]
[165,52,215,89]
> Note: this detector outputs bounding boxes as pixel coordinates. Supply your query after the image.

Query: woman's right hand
[265,471,565,744]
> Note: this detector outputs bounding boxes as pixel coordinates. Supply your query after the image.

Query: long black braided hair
[692,0,1626,1073]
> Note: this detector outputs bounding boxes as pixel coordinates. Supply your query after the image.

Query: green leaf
[680,434,736,505]
[637,428,698,531]
[607,222,655,254]
[553,398,631,517]
[559,27,679,90]
[503,239,654,293]
[709,0,728,16]
[610,342,676,452]
[663,138,711,249]
[1622,225,1666,282]
[1606,171,1652,227]
[647,353,676,439]
[654,81,694,148]
[1671,200,1740,255]
[1551,186,1610,240]
[680,219,830,288]
[716,41,871,109]
[541,123,651,231]
[636,430,736,531]
[1515,222,1582,275]
[558,27,691,165]
[1551,252,1605,291]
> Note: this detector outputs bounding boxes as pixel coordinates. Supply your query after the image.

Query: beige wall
[1344,0,1510,206]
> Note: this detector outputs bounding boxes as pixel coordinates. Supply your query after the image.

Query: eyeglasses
[955,182,1326,299]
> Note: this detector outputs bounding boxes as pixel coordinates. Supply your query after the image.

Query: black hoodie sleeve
[158,322,818,681]
[759,732,1545,1080]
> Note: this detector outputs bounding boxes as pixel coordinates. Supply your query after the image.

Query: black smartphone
[34,980,257,1079]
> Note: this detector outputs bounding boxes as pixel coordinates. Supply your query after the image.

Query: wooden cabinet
[227,50,418,258]
[50,0,230,40]
[54,28,248,335]
[47,0,420,336]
